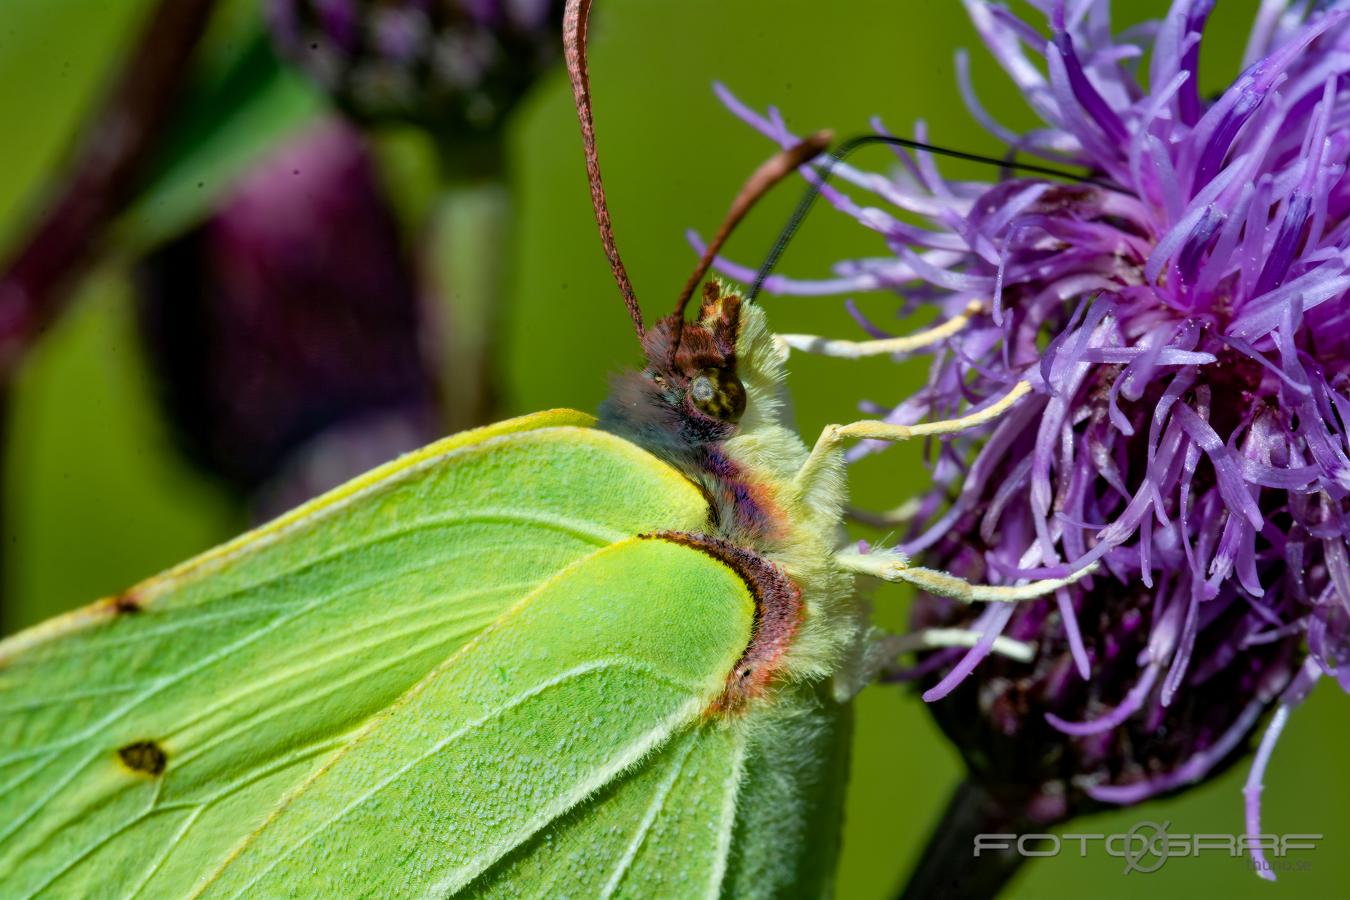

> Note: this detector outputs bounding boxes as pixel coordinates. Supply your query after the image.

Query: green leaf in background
[0,0,153,257]
[114,22,326,257]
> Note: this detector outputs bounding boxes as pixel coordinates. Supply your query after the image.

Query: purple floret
[714,0,1350,876]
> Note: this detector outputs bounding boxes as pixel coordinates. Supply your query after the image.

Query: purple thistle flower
[267,0,564,139]
[713,0,1350,880]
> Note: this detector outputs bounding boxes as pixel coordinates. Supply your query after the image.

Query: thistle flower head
[267,0,564,137]
[715,0,1350,871]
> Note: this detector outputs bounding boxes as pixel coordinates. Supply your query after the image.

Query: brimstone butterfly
[0,0,1093,894]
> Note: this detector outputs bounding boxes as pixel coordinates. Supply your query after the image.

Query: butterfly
[0,0,1094,895]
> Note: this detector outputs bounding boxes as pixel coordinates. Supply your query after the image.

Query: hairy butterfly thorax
[600,279,858,702]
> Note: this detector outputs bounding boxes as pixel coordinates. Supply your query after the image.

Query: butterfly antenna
[564,0,643,339]
[746,134,1127,304]
[667,130,832,361]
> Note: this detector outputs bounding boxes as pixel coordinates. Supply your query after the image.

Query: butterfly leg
[833,544,1094,603]
[773,299,983,360]
[792,377,1094,602]
[794,379,1031,497]
[834,624,1038,700]
[846,498,922,528]
[880,627,1034,662]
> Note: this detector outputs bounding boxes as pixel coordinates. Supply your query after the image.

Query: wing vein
[225,659,699,898]
[18,509,615,665]
[163,582,534,747]
[599,729,700,899]
[707,728,749,898]
[126,807,204,900]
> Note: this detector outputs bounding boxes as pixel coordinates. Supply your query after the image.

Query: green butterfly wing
[197,536,755,897]
[469,677,851,899]
[0,408,850,897]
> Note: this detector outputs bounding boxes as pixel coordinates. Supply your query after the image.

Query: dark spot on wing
[106,591,143,615]
[117,740,167,776]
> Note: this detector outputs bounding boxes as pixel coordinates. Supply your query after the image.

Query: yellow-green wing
[469,679,852,900]
[196,537,755,897]
[0,410,715,897]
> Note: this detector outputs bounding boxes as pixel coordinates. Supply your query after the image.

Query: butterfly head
[644,282,747,421]
[601,281,748,449]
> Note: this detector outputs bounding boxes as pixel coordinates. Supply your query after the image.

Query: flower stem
[422,176,513,432]
[0,0,217,377]
[897,779,1036,900]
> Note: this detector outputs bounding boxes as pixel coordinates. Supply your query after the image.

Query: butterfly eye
[688,368,746,422]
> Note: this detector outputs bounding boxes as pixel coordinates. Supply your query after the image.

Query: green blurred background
[0,1,1344,897]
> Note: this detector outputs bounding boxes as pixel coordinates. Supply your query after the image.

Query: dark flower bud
[136,120,441,517]
[266,0,566,139]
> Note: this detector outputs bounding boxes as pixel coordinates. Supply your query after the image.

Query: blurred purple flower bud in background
[137,120,441,519]
[267,0,565,139]
[715,0,1350,885]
